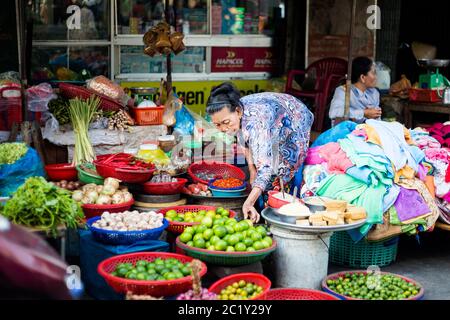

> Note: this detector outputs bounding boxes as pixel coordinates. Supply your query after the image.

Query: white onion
[104,177,121,190]
[101,185,116,196]
[96,195,112,205]
[72,190,84,202]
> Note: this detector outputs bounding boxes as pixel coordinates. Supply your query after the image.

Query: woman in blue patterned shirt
[206,83,314,222]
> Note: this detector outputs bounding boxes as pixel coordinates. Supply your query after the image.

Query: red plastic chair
[285,58,348,132]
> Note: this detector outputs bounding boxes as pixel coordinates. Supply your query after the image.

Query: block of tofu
[309,213,324,224]
[346,207,367,220]
[311,220,328,227]
[323,211,339,224]
[296,219,310,226]
[345,218,356,224]
[336,217,345,225]
[325,199,347,212]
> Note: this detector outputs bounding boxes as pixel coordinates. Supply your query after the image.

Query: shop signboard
[211,47,274,72]
[121,80,269,115]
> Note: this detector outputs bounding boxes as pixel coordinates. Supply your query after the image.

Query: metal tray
[417,59,450,68]
[261,207,367,234]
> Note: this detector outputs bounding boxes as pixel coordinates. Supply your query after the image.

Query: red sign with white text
[211,47,274,73]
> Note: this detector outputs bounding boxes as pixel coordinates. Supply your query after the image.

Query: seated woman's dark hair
[206,82,242,114]
[351,56,374,84]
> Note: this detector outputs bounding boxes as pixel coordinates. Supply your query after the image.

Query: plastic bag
[174,105,195,136]
[0,216,73,299]
[26,83,57,112]
[375,61,391,90]
[0,146,45,197]
[162,95,182,126]
[86,76,128,105]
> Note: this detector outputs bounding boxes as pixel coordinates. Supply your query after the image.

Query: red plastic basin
[45,163,78,181]
[82,199,134,219]
[142,178,188,195]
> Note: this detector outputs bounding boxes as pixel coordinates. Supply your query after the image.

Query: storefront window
[211,0,278,35]
[117,0,208,35]
[31,46,109,83]
[120,46,205,73]
[31,0,110,40]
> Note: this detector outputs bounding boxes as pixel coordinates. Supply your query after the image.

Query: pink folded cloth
[305,146,325,165]
[352,128,368,139]
[319,142,354,174]
[425,148,450,163]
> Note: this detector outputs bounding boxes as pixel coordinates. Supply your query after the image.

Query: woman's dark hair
[351,57,374,84]
[206,82,242,114]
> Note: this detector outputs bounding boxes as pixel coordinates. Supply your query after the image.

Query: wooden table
[404,102,450,128]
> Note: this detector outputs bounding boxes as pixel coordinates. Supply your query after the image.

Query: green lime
[196,225,207,234]
[136,272,147,280]
[186,241,194,247]
[180,232,193,243]
[235,242,247,252]
[225,225,235,234]
[226,246,235,252]
[251,232,262,242]
[214,226,227,238]
[210,235,221,245]
[165,272,177,280]
[260,239,271,249]
[194,215,203,223]
[227,234,240,246]
[253,241,265,250]
[221,209,230,217]
[166,210,178,219]
[246,247,256,252]
[194,238,206,248]
[207,245,216,250]
[226,219,237,226]
[193,233,204,242]
[126,273,137,280]
[117,268,128,277]
[242,219,253,228]
[214,240,228,251]
[181,266,191,276]
[206,210,216,218]
[233,223,243,233]
[255,225,267,236]
[184,227,195,234]
[238,221,249,231]
[243,238,254,247]
[201,216,213,228]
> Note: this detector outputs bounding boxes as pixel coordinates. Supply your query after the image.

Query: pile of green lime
[111,258,192,281]
[165,207,230,223]
[217,280,264,300]
[179,217,273,252]
[326,272,421,300]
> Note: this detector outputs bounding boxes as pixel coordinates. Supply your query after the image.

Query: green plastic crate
[329,232,398,268]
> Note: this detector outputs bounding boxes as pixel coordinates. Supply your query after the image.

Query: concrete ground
[328,229,450,300]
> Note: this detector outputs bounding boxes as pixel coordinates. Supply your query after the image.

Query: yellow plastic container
[137,144,171,166]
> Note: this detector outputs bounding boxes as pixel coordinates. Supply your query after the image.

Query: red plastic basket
[157,205,237,234]
[266,289,339,300]
[130,106,164,125]
[188,161,246,185]
[45,163,78,181]
[142,178,188,195]
[98,252,207,297]
[322,271,425,300]
[0,86,22,130]
[82,199,134,219]
[209,273,271,300]
[409,88,441,103]
[58,82,123,112]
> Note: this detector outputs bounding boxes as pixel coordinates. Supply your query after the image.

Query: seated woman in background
[329,56,381,126]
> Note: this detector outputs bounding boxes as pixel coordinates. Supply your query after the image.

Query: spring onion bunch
[68,96,100,166]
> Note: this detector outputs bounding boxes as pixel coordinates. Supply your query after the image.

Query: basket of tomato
[208,178,248,197]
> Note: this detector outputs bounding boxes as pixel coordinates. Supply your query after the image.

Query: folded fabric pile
[301,121,440,241]
[411,125,450,224]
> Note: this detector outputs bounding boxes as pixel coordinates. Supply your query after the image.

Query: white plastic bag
[375,61,391,90]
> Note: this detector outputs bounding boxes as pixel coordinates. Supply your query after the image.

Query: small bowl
[268,191,298,209]
[302,196,329,213]
[45,163,77,181]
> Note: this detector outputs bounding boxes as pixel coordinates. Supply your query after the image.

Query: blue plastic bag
[174,104,195,136]
[0,146,45,197]
[78,229,170,300]
[312,121,357,147]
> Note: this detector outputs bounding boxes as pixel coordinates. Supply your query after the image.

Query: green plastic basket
[176,237,277,266]
[329,232,399,268]
[76,163,104,185]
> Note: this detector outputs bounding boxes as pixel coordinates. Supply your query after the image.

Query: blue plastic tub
[86,217,169,245]
[208,179,248,197]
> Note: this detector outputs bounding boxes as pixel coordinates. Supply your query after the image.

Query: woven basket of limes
[176,218,276,266]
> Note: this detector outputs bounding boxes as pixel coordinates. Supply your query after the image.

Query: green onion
[68,96,100,166]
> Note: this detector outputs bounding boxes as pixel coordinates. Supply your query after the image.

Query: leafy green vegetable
[48,98,71,125]
[0,143,28,165]
[0,176,84,237]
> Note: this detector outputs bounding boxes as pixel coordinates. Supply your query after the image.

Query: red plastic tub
[157,205,236,234]
[188,161,246,185]
[265,289,339,300]
[209,273,271,300]
[45,163,78,181]
[98,252,207,297]
[82,199,134,219]
[142,178,188,195]
[94,161,155,184]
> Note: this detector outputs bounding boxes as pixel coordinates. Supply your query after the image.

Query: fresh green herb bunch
[1,176,84,237]
[0,143,28,165]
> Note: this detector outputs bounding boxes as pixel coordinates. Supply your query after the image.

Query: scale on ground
[418,59,450,89]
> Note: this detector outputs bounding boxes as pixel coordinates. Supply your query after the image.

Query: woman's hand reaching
[242,201,260,223]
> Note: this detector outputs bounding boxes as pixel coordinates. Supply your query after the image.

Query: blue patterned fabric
[239,92,314,191]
